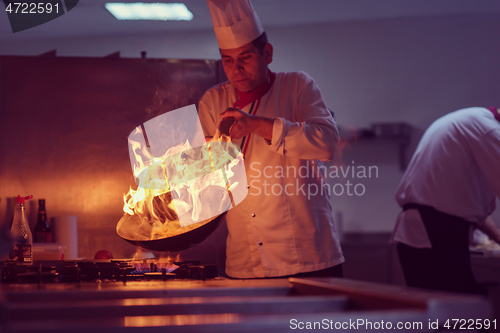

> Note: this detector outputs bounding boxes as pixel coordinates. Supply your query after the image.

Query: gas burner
[129,260,218,280]
[174,261,218,280]
[0,259,218,284]
[1,260,59,284]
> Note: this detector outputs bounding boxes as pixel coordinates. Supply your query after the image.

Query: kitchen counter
[0,277,493,333]
[471,253,500,322]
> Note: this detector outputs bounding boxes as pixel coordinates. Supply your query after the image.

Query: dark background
[0,55,228,265]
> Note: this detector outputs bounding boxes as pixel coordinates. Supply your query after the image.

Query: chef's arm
[198,72,338,161]
[220,107,337,161]
[270,74,339,161]
[223,72,338,161]
[269,116,338,161]
[252,116,273,141]
[220,108,273,141]
[477,217,500,245]
[267,73,338,161]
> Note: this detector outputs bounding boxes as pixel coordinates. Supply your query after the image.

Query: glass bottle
[34,199,52,243]
[10,195,33,264]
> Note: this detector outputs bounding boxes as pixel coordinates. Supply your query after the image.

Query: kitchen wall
[1,12,499,259]
[0,56,222,262]
[3,13,499,128]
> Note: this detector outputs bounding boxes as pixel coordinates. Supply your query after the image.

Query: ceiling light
[105,3,193,21]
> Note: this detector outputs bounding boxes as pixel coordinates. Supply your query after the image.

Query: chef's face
[220,41,273,92]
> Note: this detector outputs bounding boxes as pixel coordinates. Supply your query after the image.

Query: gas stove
[0,261,494,333]
[0,259,218,284]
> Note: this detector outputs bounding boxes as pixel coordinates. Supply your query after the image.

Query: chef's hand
[221,108,274,141]
[478,217,500,245]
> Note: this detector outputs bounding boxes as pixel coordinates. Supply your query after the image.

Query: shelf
[338,122,412,171]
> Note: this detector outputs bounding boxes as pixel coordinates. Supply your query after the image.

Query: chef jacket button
[251,213,256,217]
[258,242,263,246]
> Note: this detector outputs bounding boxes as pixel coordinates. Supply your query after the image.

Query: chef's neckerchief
[233,70,275,109]
[233,70,275,156]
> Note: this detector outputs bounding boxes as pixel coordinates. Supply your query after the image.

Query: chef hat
[207,0,264,50]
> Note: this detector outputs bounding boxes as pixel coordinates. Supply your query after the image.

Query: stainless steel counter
[0,277,493,333]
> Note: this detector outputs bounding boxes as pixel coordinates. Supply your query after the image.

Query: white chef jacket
[392,107,500,248]
[198,71,344,278]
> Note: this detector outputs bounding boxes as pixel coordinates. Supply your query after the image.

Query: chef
[198,0,344,278]
[391,107,500,294]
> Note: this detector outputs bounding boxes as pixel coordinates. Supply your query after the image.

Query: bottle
[34,199,52,243]
[10,195,33,264]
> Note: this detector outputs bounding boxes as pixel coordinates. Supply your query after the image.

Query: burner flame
[131,253,181,274]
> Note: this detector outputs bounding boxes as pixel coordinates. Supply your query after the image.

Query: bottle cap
[16,195,33,204]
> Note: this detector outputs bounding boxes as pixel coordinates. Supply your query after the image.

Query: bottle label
[11,244,32,264]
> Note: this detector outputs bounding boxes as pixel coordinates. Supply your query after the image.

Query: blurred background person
[391,106,500,294]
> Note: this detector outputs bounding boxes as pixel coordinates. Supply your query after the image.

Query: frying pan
[118,123,240,252]
[116,212,227,252]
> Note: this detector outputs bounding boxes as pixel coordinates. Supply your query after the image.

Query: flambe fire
[118,131,241,241]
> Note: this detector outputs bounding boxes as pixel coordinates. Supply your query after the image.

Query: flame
[131,251,180,273]
[121,129,240,240]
